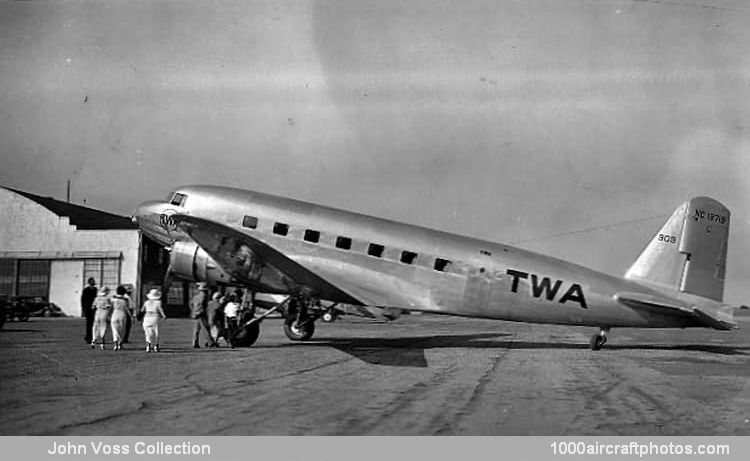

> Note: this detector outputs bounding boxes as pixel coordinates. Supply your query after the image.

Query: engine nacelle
[169,240,233,286]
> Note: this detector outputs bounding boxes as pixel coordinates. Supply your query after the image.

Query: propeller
[161,264,173,305]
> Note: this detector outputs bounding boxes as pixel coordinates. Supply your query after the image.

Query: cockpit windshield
[169,192,187,207]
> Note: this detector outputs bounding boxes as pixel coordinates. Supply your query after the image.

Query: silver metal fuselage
[136,185,716,329]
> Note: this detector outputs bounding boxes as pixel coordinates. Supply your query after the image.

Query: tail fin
[625,197,730,301]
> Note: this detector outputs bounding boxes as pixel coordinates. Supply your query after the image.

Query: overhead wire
[508,213,670,245]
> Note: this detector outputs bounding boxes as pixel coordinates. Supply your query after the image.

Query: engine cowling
[169,240,233,285]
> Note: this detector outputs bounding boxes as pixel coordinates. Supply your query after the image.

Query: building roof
[3,187,137,230]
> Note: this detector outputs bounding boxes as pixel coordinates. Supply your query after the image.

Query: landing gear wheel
[284,317,315,341]
[231,322,261,347]
[589,333,607,351]
[322,311,336,323]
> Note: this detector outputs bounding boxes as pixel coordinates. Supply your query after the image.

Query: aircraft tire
[589,334,606,351]
[231,322,261,347]
[322,312,336,323]
[284,318,315,341]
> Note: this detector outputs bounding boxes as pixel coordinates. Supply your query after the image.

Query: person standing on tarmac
[122,285,134,344]
[91,286,111,349]
[223,294,241,349]
[191,283,217,348]
[81,278,98,344]
[206,291,225,346]
[110,286,133,351]
[141,288,166,352]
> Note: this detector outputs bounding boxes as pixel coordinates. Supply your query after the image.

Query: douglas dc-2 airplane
[134,186,738,350]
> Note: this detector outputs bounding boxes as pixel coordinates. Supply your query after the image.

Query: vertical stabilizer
[625,197,730,301]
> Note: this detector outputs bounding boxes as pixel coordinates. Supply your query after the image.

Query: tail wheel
[231,322,261,347]
[589,333,607,351]
[284,317,315,341]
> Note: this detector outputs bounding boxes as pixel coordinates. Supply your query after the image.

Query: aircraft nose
[134,201,161,225]
[134,200,173,246]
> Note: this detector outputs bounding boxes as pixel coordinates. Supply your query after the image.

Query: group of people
[81,278,166,352]
[191,282,253,349]
[81,278,251,352]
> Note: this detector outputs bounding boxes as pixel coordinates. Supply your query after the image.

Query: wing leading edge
[171,214,364,305]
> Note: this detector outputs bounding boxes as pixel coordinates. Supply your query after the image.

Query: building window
[401,251,418,265]
[368,243,385,258]
[83,259,120,290]
[304,230,320,243]
[434,258,451,272]
[242,215,258,229]
[0,259,17,296]
[17,260,50,298]
[273,222,289,236]
[335,236,352,250]
[170,193,187,206]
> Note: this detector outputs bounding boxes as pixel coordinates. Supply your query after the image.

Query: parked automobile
[3,296,30,322]
[17,296,65,318]
[0,296,6,329]
[2,296,65,321]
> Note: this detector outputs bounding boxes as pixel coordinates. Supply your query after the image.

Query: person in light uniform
[110,285,133,350]
[140,288,166,352]
[90,287,111,349]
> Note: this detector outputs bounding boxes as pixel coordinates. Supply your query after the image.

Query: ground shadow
[259,332,748,366]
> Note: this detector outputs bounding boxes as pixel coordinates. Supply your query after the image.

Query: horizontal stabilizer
[693,308,739,331]
[615,292,738,330]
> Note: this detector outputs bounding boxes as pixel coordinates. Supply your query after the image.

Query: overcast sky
[1,0,749,304]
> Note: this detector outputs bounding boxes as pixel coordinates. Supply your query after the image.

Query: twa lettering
[506,269,588,309]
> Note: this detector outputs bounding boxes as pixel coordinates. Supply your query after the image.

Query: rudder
[625,197,730,301]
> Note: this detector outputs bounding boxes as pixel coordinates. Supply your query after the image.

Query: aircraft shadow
[264,333,747,367]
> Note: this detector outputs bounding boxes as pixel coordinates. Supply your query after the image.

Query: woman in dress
[110,285,133,351]
[141,288,166,352]
[91,287,111,349]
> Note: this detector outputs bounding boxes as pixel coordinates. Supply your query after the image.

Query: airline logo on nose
[506,269,588,309]
[159,212,178,231]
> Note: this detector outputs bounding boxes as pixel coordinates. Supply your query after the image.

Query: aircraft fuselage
[136,185,719,330]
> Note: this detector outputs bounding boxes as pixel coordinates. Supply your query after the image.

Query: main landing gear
[229,293,320,347]
[589,327,610,351]
[283,296,316,341]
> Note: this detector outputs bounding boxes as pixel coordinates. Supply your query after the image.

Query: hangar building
[0,186,141,317]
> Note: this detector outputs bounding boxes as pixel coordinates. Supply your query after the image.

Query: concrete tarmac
[1,314,749,435]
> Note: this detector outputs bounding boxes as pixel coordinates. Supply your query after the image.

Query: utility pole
[66,179,71,203]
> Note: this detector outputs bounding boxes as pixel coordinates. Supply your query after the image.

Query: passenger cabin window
[368,243,385,258]
[304,230,320,243]
[273,222,289,236]
[170,193,187,207]
[242,216,258,229]
[434,258,451,272]
[401,251,418,265]
[335,236,352,250]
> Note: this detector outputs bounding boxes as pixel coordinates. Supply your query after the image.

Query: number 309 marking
[658,234,677,243]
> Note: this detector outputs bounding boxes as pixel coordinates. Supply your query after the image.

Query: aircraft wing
[171,214,427,308]
[614,292,739,331]
[172,214,363,304]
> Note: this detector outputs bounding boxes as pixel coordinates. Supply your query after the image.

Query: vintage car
[3,296,65,321]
